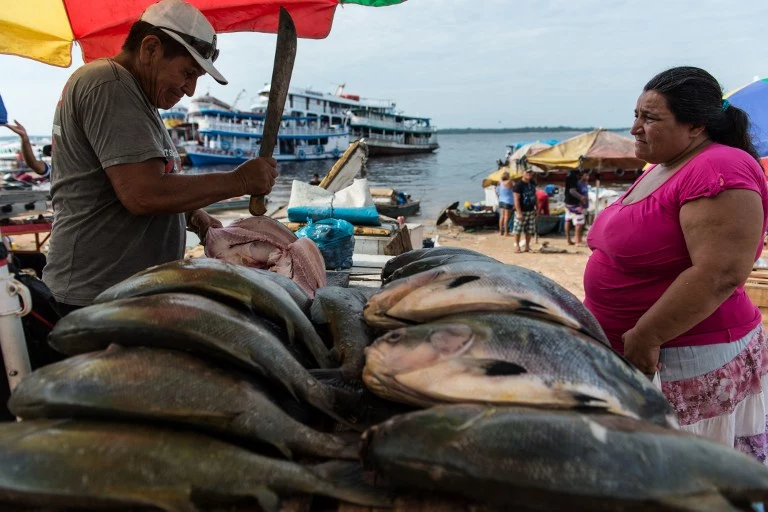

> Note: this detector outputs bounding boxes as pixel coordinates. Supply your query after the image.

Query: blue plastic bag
[296,218,355,270]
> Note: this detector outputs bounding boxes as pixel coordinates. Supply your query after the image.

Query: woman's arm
[623,188,764,373]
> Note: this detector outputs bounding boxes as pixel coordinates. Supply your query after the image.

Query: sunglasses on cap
[156,26,219,63]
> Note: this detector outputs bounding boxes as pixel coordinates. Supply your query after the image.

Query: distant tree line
[437,126,630,134]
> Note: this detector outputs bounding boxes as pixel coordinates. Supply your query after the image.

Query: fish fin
[468,358,528,376]
[253,486,281,512]
[567,391,610,409]
[446,275,482,288]
[657,493,742,512]
[310,460,393,508]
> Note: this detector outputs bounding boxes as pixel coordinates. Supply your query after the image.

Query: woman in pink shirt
[585,66,768,463]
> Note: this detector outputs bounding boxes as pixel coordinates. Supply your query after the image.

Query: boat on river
[169,85,438,166]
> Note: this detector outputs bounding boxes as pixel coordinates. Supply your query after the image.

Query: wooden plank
[384,226,413,256]
[746,282,768,307]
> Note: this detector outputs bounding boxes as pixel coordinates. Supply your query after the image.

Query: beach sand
[431,223,590,300]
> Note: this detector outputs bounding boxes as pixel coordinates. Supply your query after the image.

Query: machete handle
[249,195,267,216]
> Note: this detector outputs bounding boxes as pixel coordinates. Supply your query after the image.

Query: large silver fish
[9,345,357,460]
[94,258,329,368]
[49,293,354,427]
[365,260,609,346]
[362,405,768,511]
[0,420,390,511]
[363,313,677,428]
[380,247,497,282]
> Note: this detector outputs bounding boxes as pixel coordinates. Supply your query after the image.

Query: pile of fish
[1,247,767,511]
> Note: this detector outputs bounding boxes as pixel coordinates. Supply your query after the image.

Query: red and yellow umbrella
[0,0,404,67]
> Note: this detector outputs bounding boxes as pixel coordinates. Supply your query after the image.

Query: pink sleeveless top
[584,144,768,352]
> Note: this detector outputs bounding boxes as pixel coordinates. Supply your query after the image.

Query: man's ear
[139,35,163,65]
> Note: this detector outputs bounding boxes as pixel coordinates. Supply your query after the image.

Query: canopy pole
[0,242,32,392]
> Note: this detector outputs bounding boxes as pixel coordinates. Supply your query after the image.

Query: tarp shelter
[0,0,405,67]
[482,141,551,188]
[526,129,645,171]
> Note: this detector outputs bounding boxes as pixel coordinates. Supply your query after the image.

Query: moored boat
[445,208,498,229]
[371,188,421,218]
[183,91,351,166]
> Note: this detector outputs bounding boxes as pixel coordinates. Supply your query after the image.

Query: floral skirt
[660,324,768,464]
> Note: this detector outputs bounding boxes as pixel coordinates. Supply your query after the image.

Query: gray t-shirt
[44,59,185,306]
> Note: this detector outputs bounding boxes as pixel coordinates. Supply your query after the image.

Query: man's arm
[105,157,277,215]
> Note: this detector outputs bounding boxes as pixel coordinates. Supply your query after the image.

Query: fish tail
[310,460,393,508]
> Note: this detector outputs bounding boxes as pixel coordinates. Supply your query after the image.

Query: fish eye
[385,331,402,343]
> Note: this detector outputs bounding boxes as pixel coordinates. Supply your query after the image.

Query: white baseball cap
[140,0,227,85]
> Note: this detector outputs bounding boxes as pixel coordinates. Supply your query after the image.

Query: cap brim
[160,29,228,85]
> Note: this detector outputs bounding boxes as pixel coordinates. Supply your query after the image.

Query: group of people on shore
[2,0,768,470]
[495,167,589,251]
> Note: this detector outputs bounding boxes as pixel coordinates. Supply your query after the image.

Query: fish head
[364,268,447,329]
[363,323,478,404]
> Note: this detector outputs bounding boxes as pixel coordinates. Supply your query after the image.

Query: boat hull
[376,200,421,218]
[446,208,498,229]
[186,147,344,166]
[366,141,439,157]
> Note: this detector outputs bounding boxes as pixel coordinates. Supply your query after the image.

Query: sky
[2,0,768,136]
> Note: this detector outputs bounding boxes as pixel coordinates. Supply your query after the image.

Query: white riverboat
[183,88,353,166]
[177,85,438,166]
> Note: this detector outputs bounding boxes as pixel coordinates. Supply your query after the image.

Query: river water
[187,130,634,224]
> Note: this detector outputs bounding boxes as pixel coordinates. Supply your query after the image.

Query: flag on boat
[0,0,406,68]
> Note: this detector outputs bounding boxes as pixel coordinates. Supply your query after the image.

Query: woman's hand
[622,328,661,375]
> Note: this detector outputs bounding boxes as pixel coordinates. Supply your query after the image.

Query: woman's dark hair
[644,66,760,163]
[121,21,189,60]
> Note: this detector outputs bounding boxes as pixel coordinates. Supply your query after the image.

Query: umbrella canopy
[526,128,645,171]
[724,78,768,173]
[0,0,404,68]
[482,141,551,188]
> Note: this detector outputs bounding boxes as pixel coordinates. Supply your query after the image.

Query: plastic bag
[296,218,355,270]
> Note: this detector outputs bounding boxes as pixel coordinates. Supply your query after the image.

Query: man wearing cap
[44,0,278,312]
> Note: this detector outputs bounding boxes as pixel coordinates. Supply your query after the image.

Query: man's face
[144,45,204,109]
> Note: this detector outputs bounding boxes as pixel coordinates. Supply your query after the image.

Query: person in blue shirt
[496,171,514,236]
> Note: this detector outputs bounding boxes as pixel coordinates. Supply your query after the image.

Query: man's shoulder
[69,59,124,91]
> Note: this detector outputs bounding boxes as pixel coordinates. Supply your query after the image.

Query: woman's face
[630,90,695,164]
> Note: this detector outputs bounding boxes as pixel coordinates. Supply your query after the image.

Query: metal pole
[0,242,32,392]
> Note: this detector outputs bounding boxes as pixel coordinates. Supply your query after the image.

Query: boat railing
[349,116,434,133]
[198,120,347,137]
